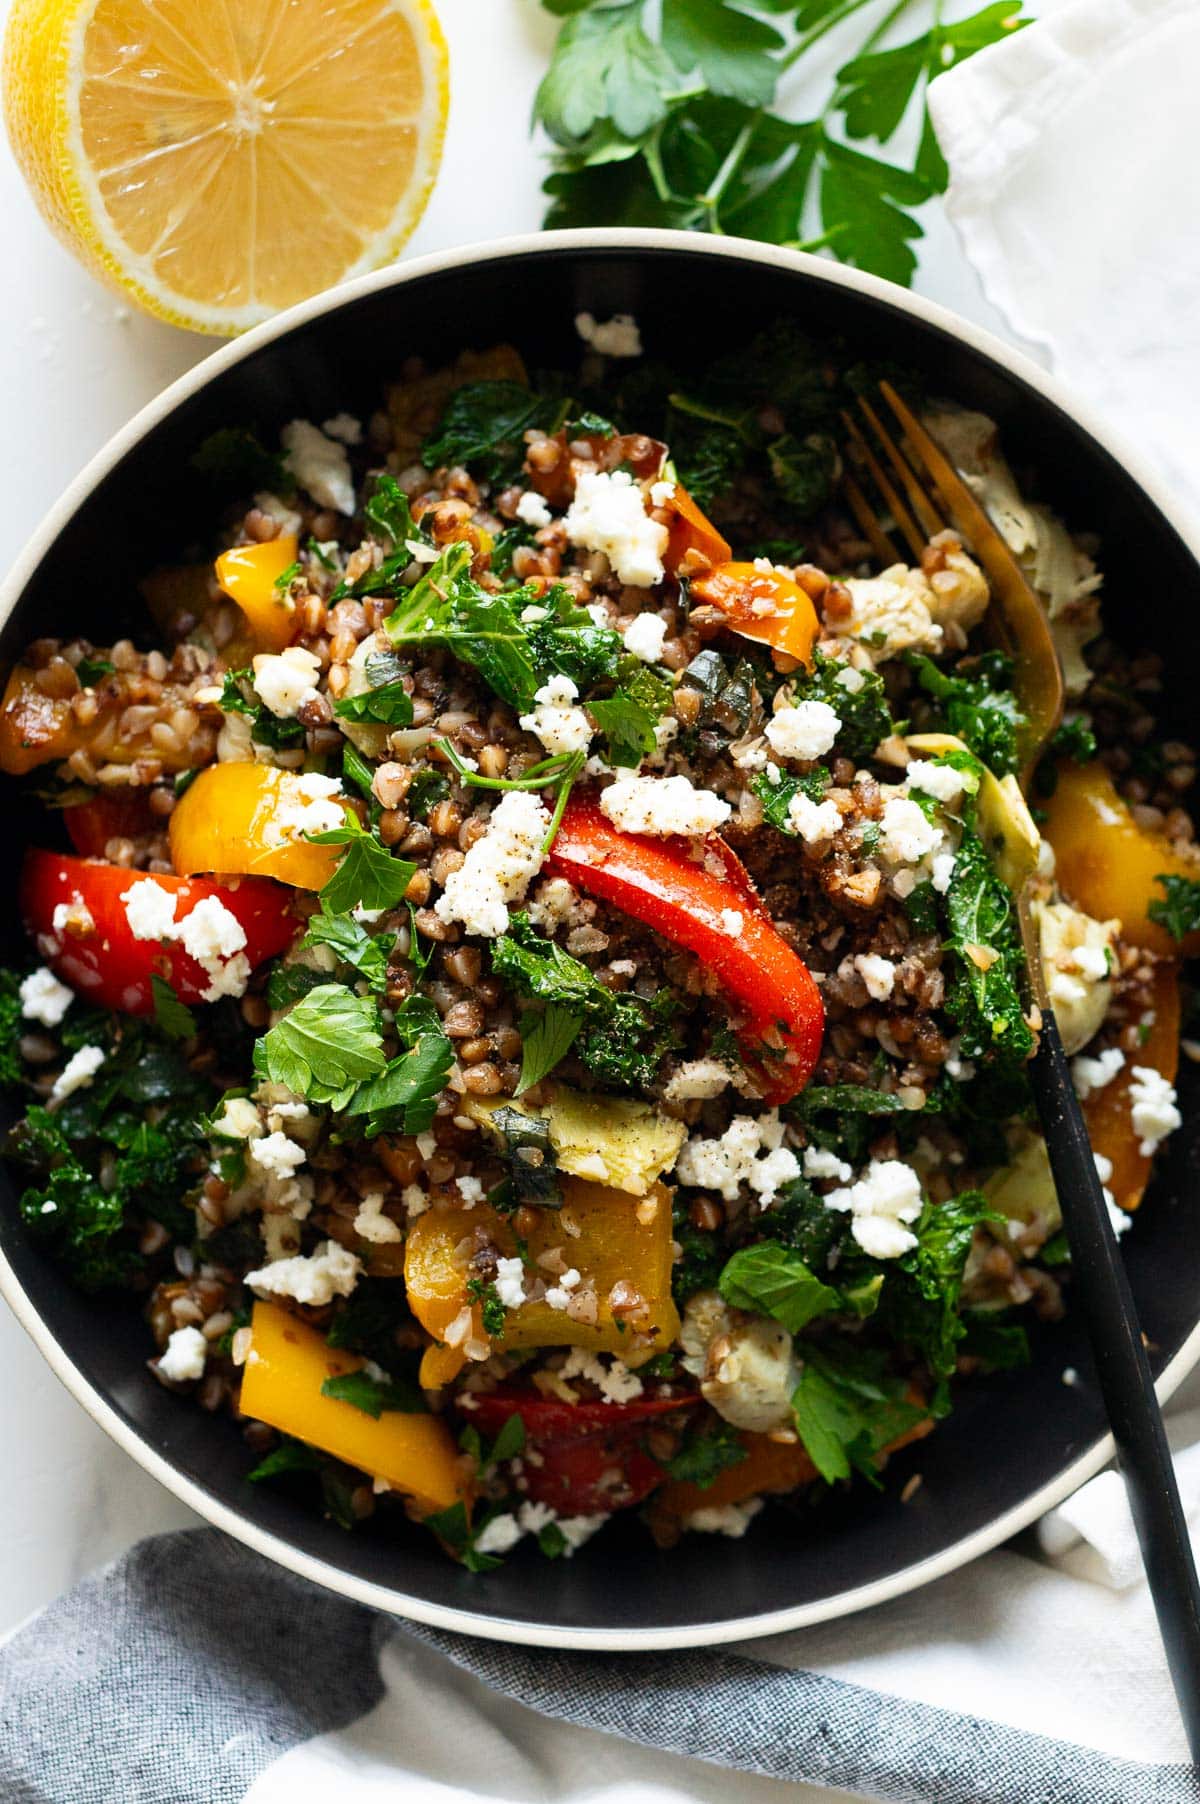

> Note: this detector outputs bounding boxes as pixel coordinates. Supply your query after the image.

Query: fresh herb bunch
[533,0,1031,287]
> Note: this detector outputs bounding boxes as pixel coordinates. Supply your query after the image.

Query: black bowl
[3,231,1199,1648]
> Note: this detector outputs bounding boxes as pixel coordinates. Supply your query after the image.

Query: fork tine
[840,410,927,561]
[857,397,947,543]
[841,469,901,567]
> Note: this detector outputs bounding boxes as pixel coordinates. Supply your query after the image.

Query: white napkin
[928,0,1200,518]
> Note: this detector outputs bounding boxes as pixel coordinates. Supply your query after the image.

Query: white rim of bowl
[3,228,1200,1651]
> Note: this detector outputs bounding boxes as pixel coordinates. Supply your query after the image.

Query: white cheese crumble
[879,796,943,865]
[575,310,643,358]
[834,664,867,694]
[623,611,669,664]
[683,1498,763,1539]
[824,1159,924,1259]
[249,1131,307,1183]
[519,673,593,757]
[494,1256,528,1308]
[280,419,355,516]
[675,1113,799,1206]
[1092,1151,1131,1236]
[176,896,251,1002]
[599,774,730,838]
[720,909,744,938]
[851,953,896,1000]
[251,646,322,719]
[246,1239,362,1306]
[158,1325,208,1383]
[434,790,552,938]
[564,468,668,589]
[560,1346,644,1403]
[544,1267,582,1311]
[515,489,553,529]
[788,790,843,845]
[473,1513,524,1556]
[1128,1065,1182,1157]
[262,772,346,848]
[123,878,180,941]
[19,967,73,1027]
[905,759,966,805]
[650,479,676,507]
[803,1146,853,1183]
[765,700,841,763]
[50,1044,105,1104]
[663,1059,732,1103]
[1071,1046,1125,1100]
[527,876,585,932]
[353,1192,401,1245]
[321,412,362,445]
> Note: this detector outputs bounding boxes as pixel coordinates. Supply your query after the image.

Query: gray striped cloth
[0,1529,1191,1803]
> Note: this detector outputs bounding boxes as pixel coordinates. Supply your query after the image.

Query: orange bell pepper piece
[663,483,732,576]
[689,561,820,668]
[215,537,300,652]
[169,764,341,890]
[239,1300,464,1513]
[1043,761,1200,959]
[1083,962,1180,1214]
[404,1178,681,1386]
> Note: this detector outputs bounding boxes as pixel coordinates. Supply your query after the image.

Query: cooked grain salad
[2,316,1196,1562]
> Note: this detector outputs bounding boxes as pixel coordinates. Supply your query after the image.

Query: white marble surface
[0,0,1023,1637]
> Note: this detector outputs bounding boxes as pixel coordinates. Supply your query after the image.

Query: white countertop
[0,0,1024,1638]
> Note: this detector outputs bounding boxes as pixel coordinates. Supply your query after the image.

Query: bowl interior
[3,240,1199,1641]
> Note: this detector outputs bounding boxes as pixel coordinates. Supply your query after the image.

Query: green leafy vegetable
[320,1368,426,1417]
[327,1279,415,1367]
[465,1277,507,1337]
[752,764,831,834]
[1148,874,1200,943]
[363,472,414,548]
[515,1002,583,1093]
[151,975,197,1042]
[0,971,25,1088]
[943,828,1035,1067]
[332,658,415,727]
[218,667,307,752]
[908,651,1025,778]
[339,995,454,1137]
[589,659,675,768]
[406,768,451,818]
[423,382,566,485]
[792,1083,910,1118]
[718,1241,841,1333]
[959,1312,1031,1372]
[76,655,115,687]
[247,1440,322,1484]
[253,983,386,1107]
[882,1188,999,1412]
[308,808,416,914]
[301,908,396,992]
[791,1340,926,1485]
[665,1418,748,1488]
[790,652,893,762]
[191,425,288,493]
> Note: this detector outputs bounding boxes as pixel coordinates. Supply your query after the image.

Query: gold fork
[840,383,1200,1762]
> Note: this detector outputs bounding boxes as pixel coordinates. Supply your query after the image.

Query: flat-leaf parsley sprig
[533,0,1030,287]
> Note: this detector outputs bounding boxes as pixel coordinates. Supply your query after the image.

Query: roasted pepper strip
[546,795,824,1103]
[214,536,300,652]
[240,1301,464,1513]
[663,483,732,575]
[689,561,820,667]
[169,764,342,891]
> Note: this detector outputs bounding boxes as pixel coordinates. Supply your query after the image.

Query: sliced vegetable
[646,1430,817,1543]
[689,562,820,667]
[20,850,297,1013]
[662,483,732,576]
[239,1301,463,1513]
[169,765,342,890]
[64,792,156,858]
[214,537,301,652]
[466,1386,697,1515]
[546,795,824,1104]
[404,1177,680,1385]
[466,1085,685,1197]
[1083,962,1180,1215]
[1043,760,1200,958]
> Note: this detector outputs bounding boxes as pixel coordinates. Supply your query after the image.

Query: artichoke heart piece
[465,1084,685,1198]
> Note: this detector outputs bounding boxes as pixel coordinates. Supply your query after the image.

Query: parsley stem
[436,738,578,792]
[539,755,585,857]
[781,0,883,69]
[702,116,761,230]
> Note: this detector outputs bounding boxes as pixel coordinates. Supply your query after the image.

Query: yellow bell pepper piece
[215,538,301,653]
[405,1177,680,1385]
[169,764,342,890]
[1043,760,1200,959]
[239,1300,463,1513]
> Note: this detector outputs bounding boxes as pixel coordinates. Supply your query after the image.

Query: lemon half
[3,0,449,334]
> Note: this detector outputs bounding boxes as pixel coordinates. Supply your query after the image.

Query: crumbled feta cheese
[246,1239,362,1306]
[803,1146,852,1183]
[516,489,553,529]
[473,1512,524,1556]
[842,565,944,662]
[402,1183,429,1219]
[280,419,355,515]
[834,664,866,694]
[1072,1046,1125,1099]
[879,796,943,865]
[599,774,730,838]
[575,311,642,358]
[824,1159,924,1259]
[123,879,180,941]
[416,1132,437,1160]
[560,1346,645,1403]
[544,1267,582,1311]
[179,896,247,966]
[519,673,593,757]
[321,412,362,445]
[50,1043,105,1104]
[930,851,957,894]
[249,1132,307,1183]
[787,790,843,845]
[676,1112,797,1206]
[212,1096,263,1140]
[52,898,94,935]
[456,1175,484,1205]
[19,967,73,1027]
[905,759,966,805]
[406,539,438,564]
[158,1325,208,1383]
[720,909,744,938]
[663,1059,732,1103]
[765,700,841,763]
[262,773,345,847]
[251,646,322,719]
[683,1498,763,1538]
[851,953,896,1000]
[555,1512,607,1552]
[564,468,667,589]
[1129,1065,1181,1157]
[434,790,552,938]
[527,877,584,933]
[1068,942,1111,981]
[494,1256,527,1308]
[650,479,676,507]
[353,1191,402,1245]
[623,612,669,664]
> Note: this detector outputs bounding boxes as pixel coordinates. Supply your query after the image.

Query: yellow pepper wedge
[169,764,342,890]
[215,537,301,652]
[405,1178,680,1386]
[239,1300,464,1513]
[688,561,820,668]
[1042,760,1200,959]
[1082,961,1180,1214]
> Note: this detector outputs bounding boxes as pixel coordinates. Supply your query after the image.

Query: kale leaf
[1148,874,1200,943]
[881,1188,1000,1414]
[908,650,1025,778]
[422,381,566,485]
[943,828,1035,1068]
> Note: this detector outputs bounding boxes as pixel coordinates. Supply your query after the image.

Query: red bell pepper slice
[63,792,156,857]
[546,795,824,1104]
[466,1386,698,1516]
[21,849,300,1015]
